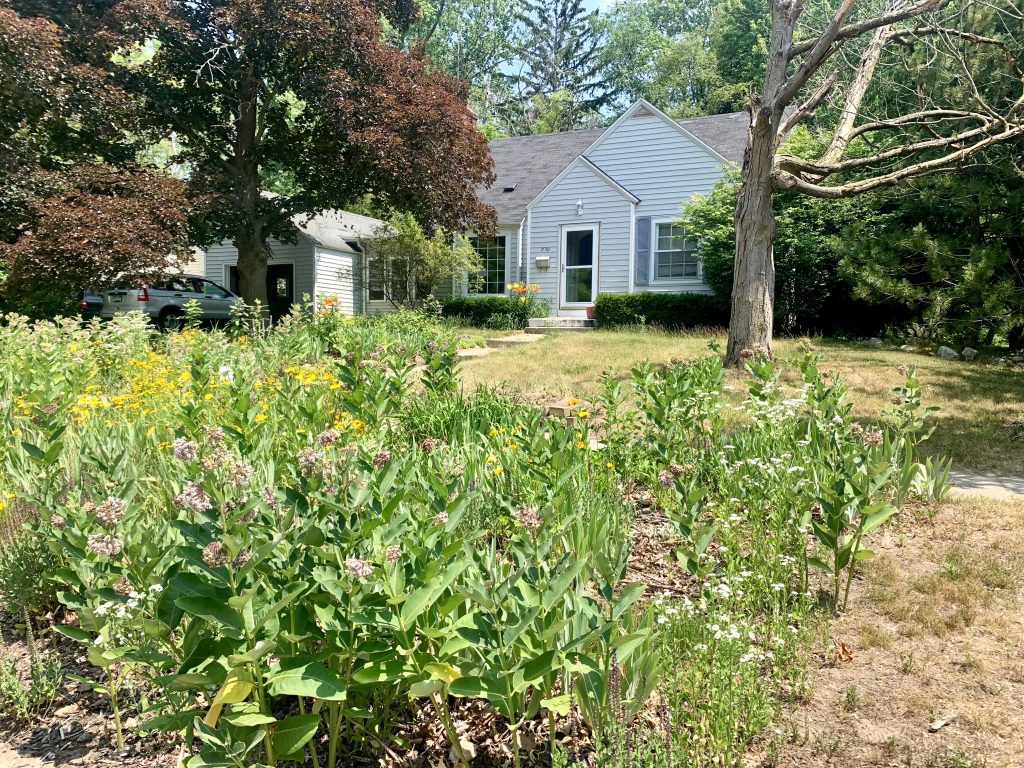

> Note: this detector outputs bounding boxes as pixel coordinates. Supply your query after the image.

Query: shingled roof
[480,111,748,224]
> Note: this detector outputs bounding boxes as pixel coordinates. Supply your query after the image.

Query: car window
[155,278,194,293]
[200,280,230,298]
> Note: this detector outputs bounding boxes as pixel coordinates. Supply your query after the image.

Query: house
[468,99,747,317]
[203,209,384,318]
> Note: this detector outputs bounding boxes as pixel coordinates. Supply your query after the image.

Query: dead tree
[725,0,1024,365]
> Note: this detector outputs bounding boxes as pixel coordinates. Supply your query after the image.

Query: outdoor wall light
[575,199,584,216]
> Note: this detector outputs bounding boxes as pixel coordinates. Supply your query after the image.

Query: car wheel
[159,308,184,331]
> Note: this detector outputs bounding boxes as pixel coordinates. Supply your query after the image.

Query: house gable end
[525,155,639,213]
[583,99,732,167]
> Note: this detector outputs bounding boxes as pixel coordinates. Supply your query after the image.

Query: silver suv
[100,275,238,330]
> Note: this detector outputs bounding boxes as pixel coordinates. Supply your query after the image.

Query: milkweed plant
[0,306,947,767]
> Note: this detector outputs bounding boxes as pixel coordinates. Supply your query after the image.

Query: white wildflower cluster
[652,595,699,625]
[91,584,163,648]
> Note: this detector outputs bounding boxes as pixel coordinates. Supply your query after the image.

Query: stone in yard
[865,338,884,349]
[962,347,978,361]
[899,344,916,352]
[937,346,959,360]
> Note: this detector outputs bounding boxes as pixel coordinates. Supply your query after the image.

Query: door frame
[225,261,296,318]
[559,223,599,309]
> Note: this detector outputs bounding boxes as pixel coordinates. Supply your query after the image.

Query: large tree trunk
[232,66,269,307]
[726,109,777,365]
[724,1,797,366]
[235,228,269,306]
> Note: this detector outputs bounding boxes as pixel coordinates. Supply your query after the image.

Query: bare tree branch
[773,122,1024,197]
[788,0,952,58]
[820,25,892,163]
[779,116,1019,176]
[777,71,838,143]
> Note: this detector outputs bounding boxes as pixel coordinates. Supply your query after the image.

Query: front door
[228,264,295,320]
[560,225,598,308]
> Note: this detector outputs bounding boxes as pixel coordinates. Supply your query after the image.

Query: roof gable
[525,155,640,212]
[479,103,748,224]
[584,99,731,165]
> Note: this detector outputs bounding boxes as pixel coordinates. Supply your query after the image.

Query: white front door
[560,224,598,308]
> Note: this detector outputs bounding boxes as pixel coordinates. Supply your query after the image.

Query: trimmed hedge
[439,296,548,329]
[595,292,728,330]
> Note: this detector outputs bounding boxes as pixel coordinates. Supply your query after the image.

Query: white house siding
[314,247,359,315]
[204,237,317,302]
[527,163,632,315]
[584,113,723,294]
[502,225,521,288]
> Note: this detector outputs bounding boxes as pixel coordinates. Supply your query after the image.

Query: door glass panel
[564,229,595,304]
[565,231,593,267]
[565,267,593,304]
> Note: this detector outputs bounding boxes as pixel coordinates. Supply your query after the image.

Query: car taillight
[80,299,88,310]
[137,287,149,302]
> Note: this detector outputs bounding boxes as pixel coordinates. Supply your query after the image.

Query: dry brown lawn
[750,494,1024,768]
[459,329,1024,475]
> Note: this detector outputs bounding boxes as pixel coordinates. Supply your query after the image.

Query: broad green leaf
[175,596,243,635]
[223,711,277,727]
[272,713,320,757]
[541,694,572,716]
[139,709,204,732]
[424,662,462,683]
[54,625,92,644]
[266,658,348,701]
[541,561,586,612]
[611,582,645,622]
[409,679,443,698]
[352,660,413,685]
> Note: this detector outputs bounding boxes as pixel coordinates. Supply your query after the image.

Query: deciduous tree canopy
[3,0,496,306]
[0,2,194,315]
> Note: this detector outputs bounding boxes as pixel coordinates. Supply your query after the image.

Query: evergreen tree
[513,0,612,133]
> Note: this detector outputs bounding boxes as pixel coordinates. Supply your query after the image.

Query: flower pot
[585,305,595,320]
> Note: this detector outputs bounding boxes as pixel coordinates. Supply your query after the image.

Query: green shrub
[682,170,904,335]
[594,292,727,329]
[0,513,59,617]
[440,296,547,329]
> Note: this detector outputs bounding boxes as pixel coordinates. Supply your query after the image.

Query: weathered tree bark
[232,67,270,307]
[820,25,892,165]
[235,228,269,306]
[725,1,796,366]
[727,109,778,364]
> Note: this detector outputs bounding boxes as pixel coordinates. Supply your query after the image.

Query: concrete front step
[528,317,595,329]
[524,326,594,334]
[485,334,542,348]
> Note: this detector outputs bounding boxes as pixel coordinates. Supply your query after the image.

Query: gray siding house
[203,210,384,318]
[471,99,746,317]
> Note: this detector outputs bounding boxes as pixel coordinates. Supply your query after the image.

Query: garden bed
[0,310,953,767]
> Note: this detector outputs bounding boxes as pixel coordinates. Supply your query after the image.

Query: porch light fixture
[575,199,584,216]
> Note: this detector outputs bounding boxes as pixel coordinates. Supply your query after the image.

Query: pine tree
[513,0,612,133]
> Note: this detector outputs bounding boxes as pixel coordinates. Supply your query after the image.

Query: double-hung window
[468,236,507,295]
[654,222,699,279]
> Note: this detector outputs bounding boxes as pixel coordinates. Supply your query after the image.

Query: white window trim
[650,218,702,282]
[467,233,509,296]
